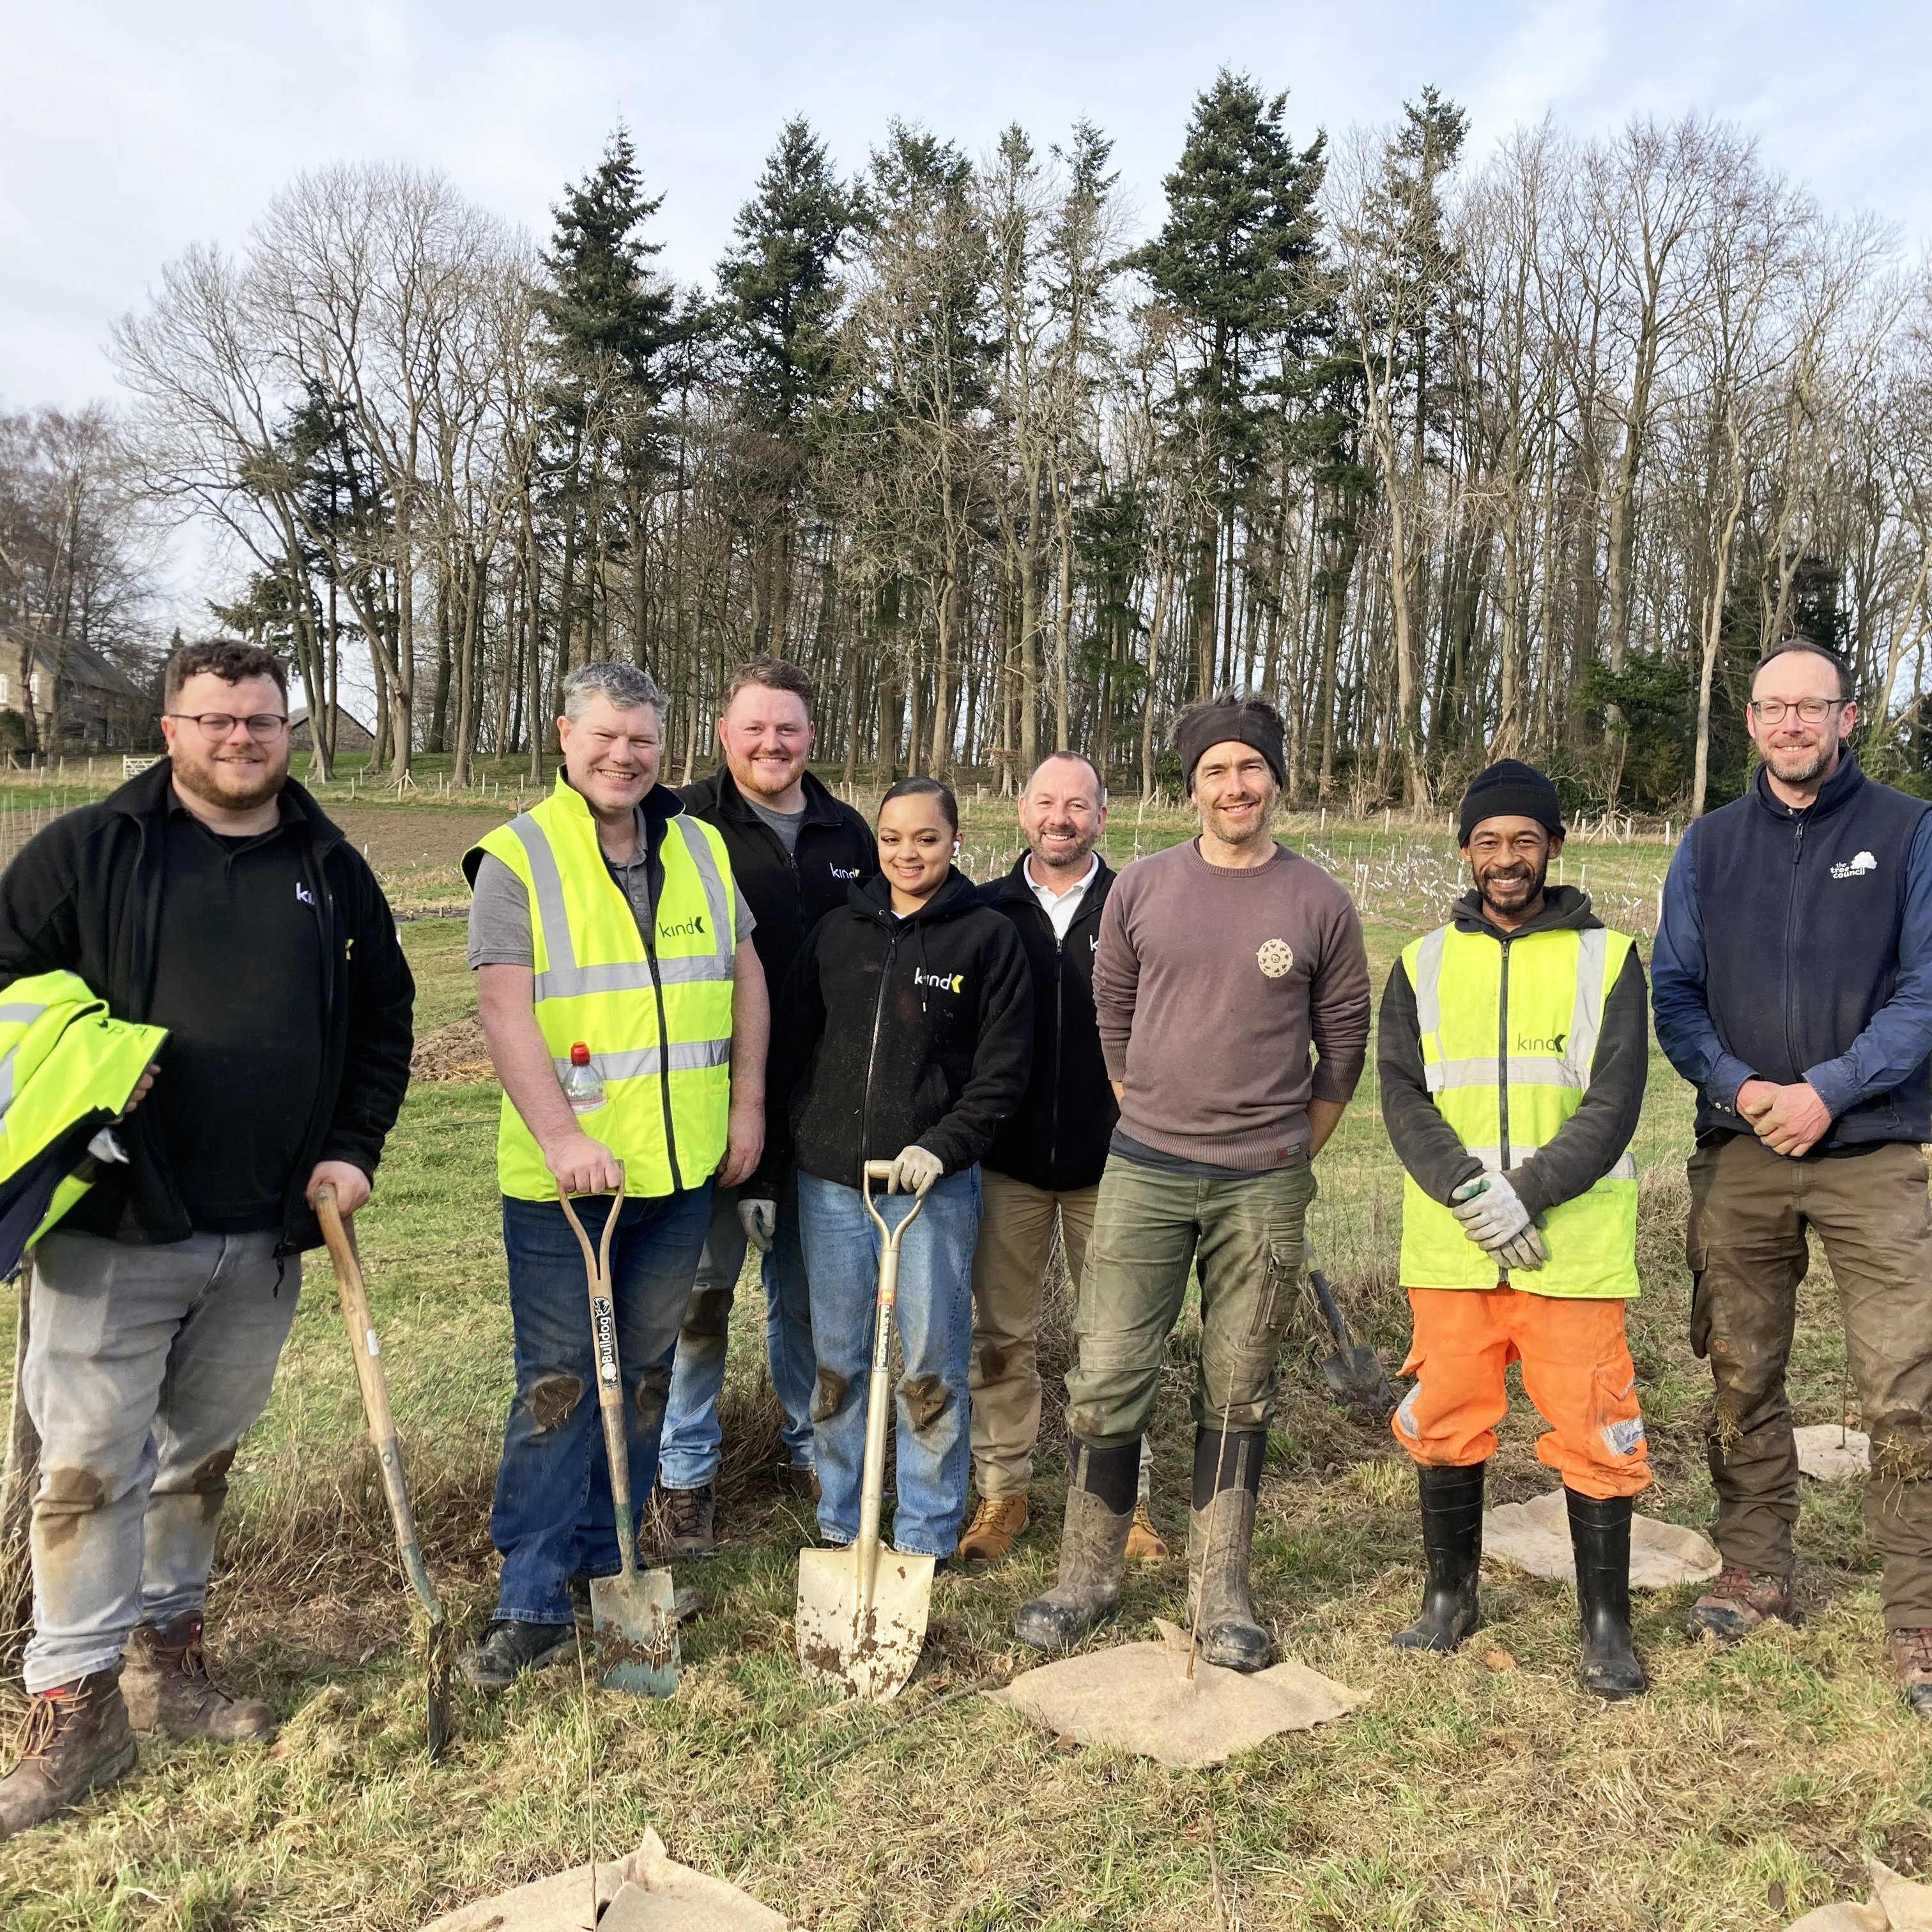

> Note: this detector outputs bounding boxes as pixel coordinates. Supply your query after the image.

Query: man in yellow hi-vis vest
[1379,760,1652,1699]
[459,662,767,1693]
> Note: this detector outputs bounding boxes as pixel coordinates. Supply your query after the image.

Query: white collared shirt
[1026,851,1100,942]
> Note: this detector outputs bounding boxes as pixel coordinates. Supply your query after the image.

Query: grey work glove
[886,1144,945,1196]
[1450,1173,1548,1272]
[737,1194,777,1255]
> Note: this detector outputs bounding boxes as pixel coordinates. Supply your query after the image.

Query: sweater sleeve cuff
[1309,1064,1361,1105]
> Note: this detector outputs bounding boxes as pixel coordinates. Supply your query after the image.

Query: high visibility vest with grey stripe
[472,777,738,1200]
[1398,919,1640,1300]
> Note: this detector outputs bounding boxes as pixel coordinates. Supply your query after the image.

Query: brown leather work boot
[1686,1567,1799,1641]
[0,1671,137,1840]
[121,1613,275,1743]
[1126,1499,1169,1563]
[1891,1629,1932,1721]
[957,1496,1028,1564]
[659,1482,717,1558]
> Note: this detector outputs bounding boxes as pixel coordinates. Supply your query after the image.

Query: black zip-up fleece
[676,765,876,1004]
[1378,885,1648,1219]
[0,759,415,1252]
[760,868,1034,1191]
[977,855,1117,1192]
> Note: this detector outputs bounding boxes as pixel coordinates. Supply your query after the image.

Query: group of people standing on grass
[3,627,1931,1844]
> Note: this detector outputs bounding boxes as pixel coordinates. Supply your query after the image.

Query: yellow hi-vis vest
[1398,921,1639,1299]
[0,970,167,1268]
[473,778,738,1200]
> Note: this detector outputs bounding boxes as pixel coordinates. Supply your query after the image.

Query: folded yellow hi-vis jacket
[0,970,167,1276]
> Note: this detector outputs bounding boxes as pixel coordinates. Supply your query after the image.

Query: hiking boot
[1687,1567,1798,1641]
[457,1619,576,1694]
[1015,1441,1138,1653]
[1567,1489,1646,1701]
[1187,1429,1271,1672]
[957,1496,1028,1564]
[660,1482,717,1558]
[122,1613,275,1743]
[1126,1500,1169,1563]
[1392,1462,1485,1653]
[776,1463,822,1503]
[0,1671,136,1840]
[1892,1629,1932,1721]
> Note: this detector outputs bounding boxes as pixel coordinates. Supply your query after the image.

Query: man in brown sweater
[1015,694,1370,1671]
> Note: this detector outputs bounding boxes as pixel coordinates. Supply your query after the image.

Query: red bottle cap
[569,1042,590,1065]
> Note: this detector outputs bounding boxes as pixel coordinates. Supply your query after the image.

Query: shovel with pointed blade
[315,1184,452,1759]
[795,1160,935,1702]
[558,1175,679,1698]
[1305,1252,1395,1418]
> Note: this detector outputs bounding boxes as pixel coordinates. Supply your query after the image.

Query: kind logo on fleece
[913,965,965,994]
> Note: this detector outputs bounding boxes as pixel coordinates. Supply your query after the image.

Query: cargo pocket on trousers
[1687,1225,1712,1361]
[1245,1246,1298,1353]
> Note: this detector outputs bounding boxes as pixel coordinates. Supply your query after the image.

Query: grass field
[0,786,1926,1931]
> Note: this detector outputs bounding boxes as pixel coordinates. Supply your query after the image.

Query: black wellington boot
[1567,1489,1645,1699]
[1015,1439,1139,1653]
[1392,1462,1485,1652]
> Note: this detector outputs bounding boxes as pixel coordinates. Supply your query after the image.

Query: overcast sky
[5,0,1930,416]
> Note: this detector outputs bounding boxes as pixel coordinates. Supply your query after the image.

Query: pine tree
[1131,72,1328,697]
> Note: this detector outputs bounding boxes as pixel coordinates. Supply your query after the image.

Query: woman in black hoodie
[756,777,1032,1559]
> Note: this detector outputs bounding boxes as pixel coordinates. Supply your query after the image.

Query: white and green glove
[1450,1173,1547,1271]
[887,1144,945,1196]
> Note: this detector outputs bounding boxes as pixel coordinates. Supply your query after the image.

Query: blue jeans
[490,1184,712,1625]
[658,1168,815,1489]
[796,1165,979,1559]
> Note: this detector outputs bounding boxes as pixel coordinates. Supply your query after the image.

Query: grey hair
[562,660,667,720]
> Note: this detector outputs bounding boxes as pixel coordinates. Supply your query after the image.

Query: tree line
[40,72,1932,812]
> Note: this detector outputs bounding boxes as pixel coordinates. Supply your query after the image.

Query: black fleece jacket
[0,760,415,1251]
[1378,885,1648,1219]
[676,765,875,1004]
[760,869,1033,1192]
[977,855,1117,1192]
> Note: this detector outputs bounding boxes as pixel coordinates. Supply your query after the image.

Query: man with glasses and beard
[0,639,413,1835]
[1379,760,1652,1699]
[1654,636,1932,1719]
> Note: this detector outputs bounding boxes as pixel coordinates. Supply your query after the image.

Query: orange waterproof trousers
[1391,1285,1652,1500]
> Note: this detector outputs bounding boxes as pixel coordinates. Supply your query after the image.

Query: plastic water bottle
[560,1041,605,1116]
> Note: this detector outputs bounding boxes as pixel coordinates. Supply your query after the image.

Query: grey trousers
[22,1228,299,1692]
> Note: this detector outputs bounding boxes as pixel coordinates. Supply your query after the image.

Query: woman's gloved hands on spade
[885,1144,945,1196]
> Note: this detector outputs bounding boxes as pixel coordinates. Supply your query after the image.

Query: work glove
[737,1194,777,1255]
[886,1144,945,1196]
[1450,1173,1548,1272]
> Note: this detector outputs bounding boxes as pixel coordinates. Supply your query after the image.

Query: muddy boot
[0,1671,137,1840]
[121,1613,275,1743]
[1890,1629,1932,1721]
[1567,1490,1645,1700]
[1014,1439,1138,1652]
[659,1482,717,1558]
[1392,1462,1485,1652]
[1187,1428,1270,1672]
[1687,1566,1798,1641]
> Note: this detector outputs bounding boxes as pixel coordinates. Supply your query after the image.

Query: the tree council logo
[1830,850,1878,880]
[1256,939,1294,979]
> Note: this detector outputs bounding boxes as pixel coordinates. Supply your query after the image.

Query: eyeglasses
[1749,697,1846,725]
[164,712,290,741]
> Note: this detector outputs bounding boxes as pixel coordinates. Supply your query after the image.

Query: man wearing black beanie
[1379,759,1653,1699]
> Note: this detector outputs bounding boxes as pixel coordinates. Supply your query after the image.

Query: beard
[172,746,288,814]
[1761,732,1841,787]
[1477,855,1550,919]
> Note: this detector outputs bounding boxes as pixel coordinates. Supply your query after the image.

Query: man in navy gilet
[1653,635,1932,1719]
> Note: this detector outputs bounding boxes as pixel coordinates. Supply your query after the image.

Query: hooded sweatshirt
[1378,884,1649,1218]
[762,869,1033,1191]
